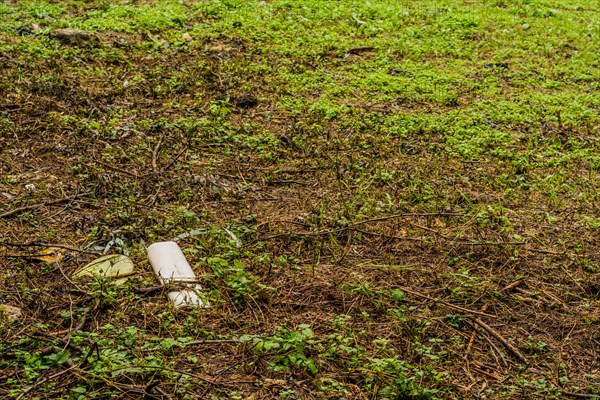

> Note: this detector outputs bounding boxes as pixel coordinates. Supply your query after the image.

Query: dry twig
[398,286,496,318]
[470,318,528,365]
[0,241,100,255]
[347,46,376,54]
[0,193,89,219]
[15,365,78,400]
[152,134,164,173]
[559,390,600,399]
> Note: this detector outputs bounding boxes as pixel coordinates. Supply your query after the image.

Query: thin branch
[397,286,496,318]
[559,390,600,399]
[0,193,89,219]
[107,365,218,385]
[258,223,569,257]
[471,366,500,381]
[51,313,87,336]
[94,160,139,178]
[0,241,101,255]
[33,332,83,353]
[347,46,375,54]
[353,228,427,242]
[478,330,509,368]
[15,365,78,400]
[184,339,239,346]
[500,280,523,293]
[352,212,467,226]
[152,134,164,173]
[161,147,187,173]
[470,317,528,365]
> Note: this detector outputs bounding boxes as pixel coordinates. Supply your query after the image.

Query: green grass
[0,0,599,399]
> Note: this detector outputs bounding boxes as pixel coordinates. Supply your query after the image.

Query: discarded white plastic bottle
[147,241,208,308]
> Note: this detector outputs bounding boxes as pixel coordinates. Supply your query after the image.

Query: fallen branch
[0,193,89,219]
[478,330,509,368]
[559,390,600,399]
[0,241,101,255]
[471,366,500,381]
[15,364,78,400]
[351,212,467,226]
[397,286,496,318]
[184,339,239,346]
[94,160,139,178]
[500,280,523,293]
[33,332,83,353]
[465,304,490,358]
[39,346,76,368]
[256,211,567,253]
[161,147,188,173]
[50,313,87,336]
[151,134,164,173]
[470,317,528,365]
[347,46,375,54]
[353,228,426,242]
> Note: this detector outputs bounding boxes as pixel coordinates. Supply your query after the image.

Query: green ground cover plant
[0,0,598,398]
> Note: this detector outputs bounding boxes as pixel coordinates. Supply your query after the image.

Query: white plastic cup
[147,241,208,308]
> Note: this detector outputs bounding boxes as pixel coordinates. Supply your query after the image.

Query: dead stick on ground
[210,71,224,88]
[500,279,523,293]
[51,313,87,336]
[184,339,239,346]
[471,367,500,381]
[109,365,218,385]
[467,302,509,368]
[0,242,101,255]
[94,160,139,178]
[478,330,509,368]
[33,332,83,353]
[465,330,477,356]
[0,193,89,219]
[470,317,528,364]
[559,390,600,399]
[465,304,489,357]
[347,46,375,54]
[398,286,496,318]
[152,134,164,173]
[352,212,467,226]
[161,147,187,173]
[466,280,522,358]
[15,365,78,400]
[154,386,173,400]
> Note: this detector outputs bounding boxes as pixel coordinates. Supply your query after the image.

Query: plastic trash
[172,228,207,242]
[147,241,208,308]
[171,227,241,248]
[73,254,135,285]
